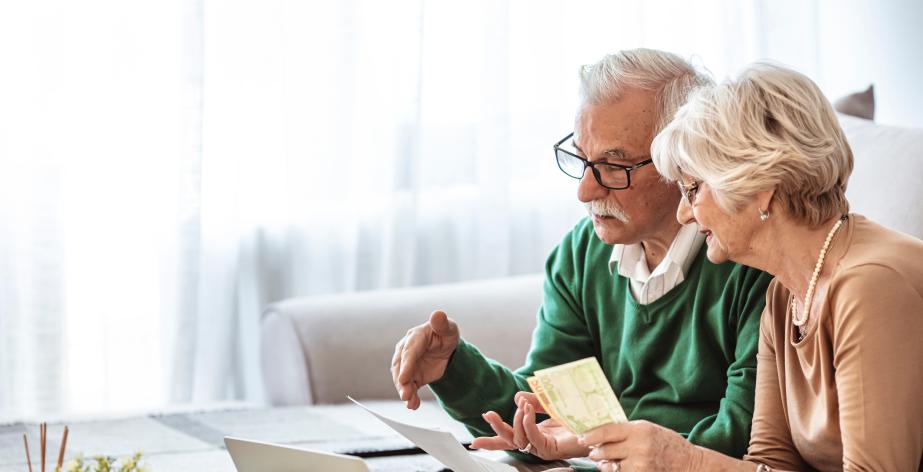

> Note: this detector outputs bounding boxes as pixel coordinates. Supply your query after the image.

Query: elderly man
[391,49,772,464]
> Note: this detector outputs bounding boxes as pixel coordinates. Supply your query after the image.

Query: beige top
[745,214,923,471]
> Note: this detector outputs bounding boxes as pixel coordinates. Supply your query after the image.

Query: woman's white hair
[652,62,853,227]
[579,49,714,135]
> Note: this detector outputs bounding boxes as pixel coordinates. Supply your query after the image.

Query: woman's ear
[756,188,776,214]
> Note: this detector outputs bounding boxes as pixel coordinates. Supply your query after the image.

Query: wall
[816,0,923,127]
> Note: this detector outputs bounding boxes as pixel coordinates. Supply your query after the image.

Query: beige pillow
[834,85,875,120]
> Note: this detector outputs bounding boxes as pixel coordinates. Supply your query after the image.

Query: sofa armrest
[261,273,544,405]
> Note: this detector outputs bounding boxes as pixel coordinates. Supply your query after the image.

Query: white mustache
[585,200,630,223]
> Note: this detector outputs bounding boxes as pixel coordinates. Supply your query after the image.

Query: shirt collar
[608,222,705,280]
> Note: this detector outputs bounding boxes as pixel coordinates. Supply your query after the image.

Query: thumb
[429,310,457,336]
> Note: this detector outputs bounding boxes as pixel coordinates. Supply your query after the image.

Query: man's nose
[577,168,607,203]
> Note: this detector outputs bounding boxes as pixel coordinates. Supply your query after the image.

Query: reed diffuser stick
[40,423,46,472]
[23,434,33,472]
[56,426,69,471]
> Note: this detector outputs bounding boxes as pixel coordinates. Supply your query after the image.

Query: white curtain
[0,0,204,417]
[1,0,841,417]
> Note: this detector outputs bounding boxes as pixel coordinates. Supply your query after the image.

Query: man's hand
[471,392,590,461]
[391,310,460,410]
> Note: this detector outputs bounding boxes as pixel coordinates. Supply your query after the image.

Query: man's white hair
[579,49,714,135]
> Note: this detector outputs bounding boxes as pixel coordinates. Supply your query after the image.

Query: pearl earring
[759,209,769,221]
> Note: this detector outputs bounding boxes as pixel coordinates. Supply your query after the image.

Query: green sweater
[430,217,772,463]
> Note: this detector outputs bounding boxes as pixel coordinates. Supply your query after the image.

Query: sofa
[261,113,923,406]
[261,273,544,405]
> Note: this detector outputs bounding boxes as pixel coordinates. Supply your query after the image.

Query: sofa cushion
[840,114,923,239]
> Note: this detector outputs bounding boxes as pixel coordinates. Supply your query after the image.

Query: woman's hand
[579,420,705,472]
[470,391,591,461]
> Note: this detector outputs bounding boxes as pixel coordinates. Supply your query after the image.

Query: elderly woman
[477,63,923,471]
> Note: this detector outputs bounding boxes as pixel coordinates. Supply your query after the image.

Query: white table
[0,402,575,471]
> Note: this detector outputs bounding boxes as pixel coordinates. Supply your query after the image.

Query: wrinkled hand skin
[390,310,460,410]
[471,391,591,461]
[580,420,706,472]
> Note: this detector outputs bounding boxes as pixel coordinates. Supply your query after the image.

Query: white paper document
[348,397,516,472]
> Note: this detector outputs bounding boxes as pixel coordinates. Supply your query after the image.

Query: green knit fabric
[431,217,772,465]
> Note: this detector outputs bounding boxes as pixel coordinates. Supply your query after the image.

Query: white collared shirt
[608,222,705,305]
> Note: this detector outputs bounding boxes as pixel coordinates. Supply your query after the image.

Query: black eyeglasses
[677,180,701,205]
[553,132,653,190]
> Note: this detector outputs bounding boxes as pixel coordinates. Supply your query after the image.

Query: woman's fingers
[481,411,515,443]
[513,391,548,414]
[511,400,528,449]
[470,435,515,450]
[521,403,558,459]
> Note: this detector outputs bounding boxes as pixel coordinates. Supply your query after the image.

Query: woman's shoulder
[759,277,790,334]
[834,213,923,286]
[765,277,788,301]
[827,215,923,331]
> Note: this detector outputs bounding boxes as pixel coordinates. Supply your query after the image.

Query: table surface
[0,401,578,471]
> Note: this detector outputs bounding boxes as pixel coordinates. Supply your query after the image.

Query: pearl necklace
[791,216,847,327]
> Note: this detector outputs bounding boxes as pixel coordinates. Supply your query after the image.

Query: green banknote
[528,357,628,435]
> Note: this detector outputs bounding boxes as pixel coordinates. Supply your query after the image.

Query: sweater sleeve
[830,265,923,471]
[429,226,597,462]
[685,267,771,457]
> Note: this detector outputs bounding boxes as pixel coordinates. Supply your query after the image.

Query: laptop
[225,437,370,472]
